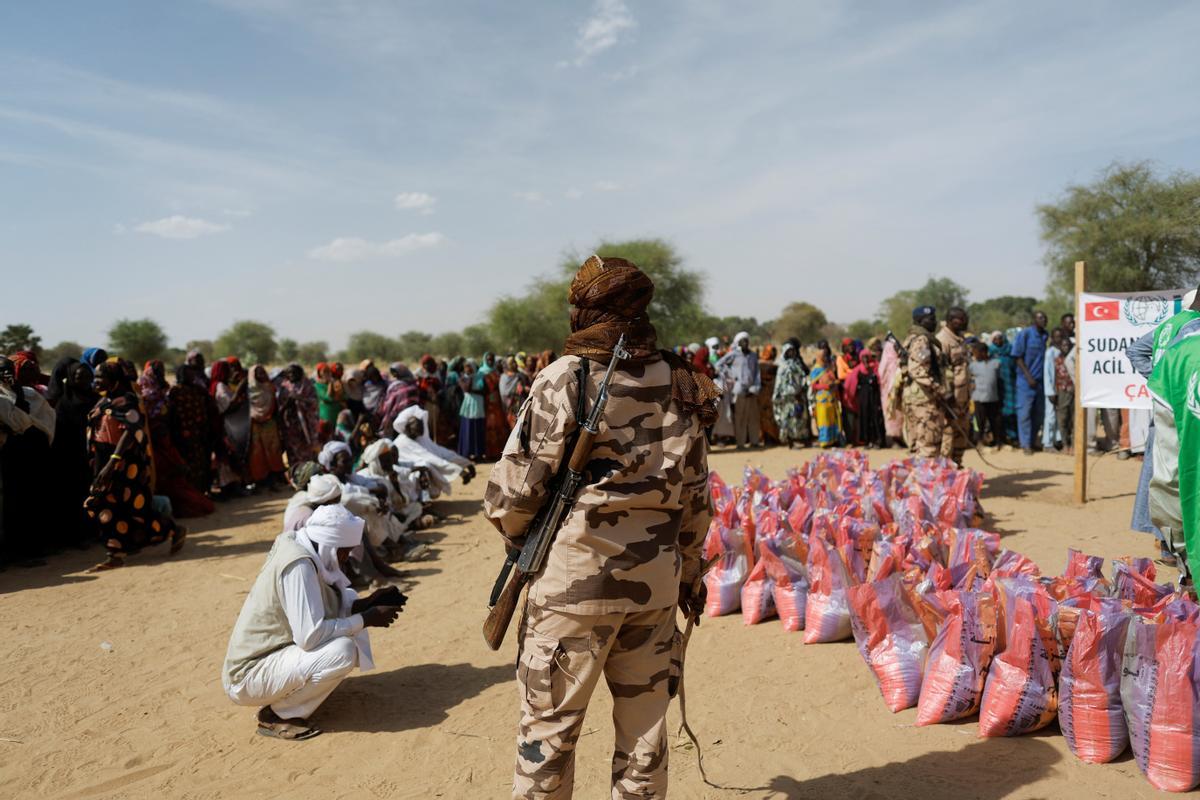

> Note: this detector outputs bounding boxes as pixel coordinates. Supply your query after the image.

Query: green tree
[185,339,215,362]
[41,340,83,365]
[845,319,879,341]
[108,318,168,365]
[877,277,969,336]
[215,320,277,364]
[296,341,329,364]
[396,330,435,361]
[461,324,496,357]
[488,278,572,353]
[345,331,402,363]
[0,323,41,356]
[278,338,299,362]
[429,331,464,358]
[967,295,1039,334]
[771,302,829,343]
[1038,161,1200,296]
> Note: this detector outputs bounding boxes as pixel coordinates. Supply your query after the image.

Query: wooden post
[1073,260,1087,504]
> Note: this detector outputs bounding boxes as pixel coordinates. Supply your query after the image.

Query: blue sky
[3,0,1200,350]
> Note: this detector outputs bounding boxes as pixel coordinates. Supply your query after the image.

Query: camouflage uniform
[936,324,970,464]
[900,326,951,459]
[485,354,711,800]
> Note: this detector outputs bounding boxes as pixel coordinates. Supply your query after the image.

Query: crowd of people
[0,307,1151,575]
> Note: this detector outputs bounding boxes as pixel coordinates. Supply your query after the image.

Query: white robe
[391,406,470,498]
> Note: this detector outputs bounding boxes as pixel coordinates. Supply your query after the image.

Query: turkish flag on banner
[1085,300,1120,321]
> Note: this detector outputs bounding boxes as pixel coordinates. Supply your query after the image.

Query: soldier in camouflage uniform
[484,255,720,800]
[901,305,952,459]
[935,306,971,465]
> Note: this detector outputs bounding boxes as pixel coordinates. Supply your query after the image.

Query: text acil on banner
[1078,289,1188,409]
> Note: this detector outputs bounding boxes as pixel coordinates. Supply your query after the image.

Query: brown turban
[562,254,719,425]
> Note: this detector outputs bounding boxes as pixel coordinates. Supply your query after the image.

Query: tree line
[7,160,1198,368]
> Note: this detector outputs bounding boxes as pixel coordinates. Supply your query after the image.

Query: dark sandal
[256,720,322,741]
[87,556,126,572]
[169,527,188,555]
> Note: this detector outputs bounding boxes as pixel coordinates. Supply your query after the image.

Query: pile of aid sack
[703,450,1200,793]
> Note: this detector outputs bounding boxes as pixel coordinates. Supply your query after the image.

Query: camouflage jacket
[901,325,949,404]
[483,354,711,613]
[935,324,970,406]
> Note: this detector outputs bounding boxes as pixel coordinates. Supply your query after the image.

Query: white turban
[306,474,342,505]
[733,331,750,345]
[705,336,720,349]
[294,504,364,590]
[393,404,426,436]
[361,438,394,468]
[318,440,352,469]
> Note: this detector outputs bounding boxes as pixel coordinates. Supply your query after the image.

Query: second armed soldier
[901,305,952,459]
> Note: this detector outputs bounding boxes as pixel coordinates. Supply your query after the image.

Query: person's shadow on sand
[760,738,1061,800]
[315,662,510,734]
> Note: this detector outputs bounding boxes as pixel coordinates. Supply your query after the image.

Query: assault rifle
[482,335,631,650]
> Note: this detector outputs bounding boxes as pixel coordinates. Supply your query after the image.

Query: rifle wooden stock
[567,427,596,473]
[483,568,526,650]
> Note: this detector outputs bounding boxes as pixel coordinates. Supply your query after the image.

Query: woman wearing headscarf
[139,360,214,518]
[247,364,286,489]
[534,350,557,379]
[358,361,387,428]
[85,360,185,571]
[12,350,50,394]
[846,349,887,448]
[81,347,109,375]
[313,362,346,443]
[47,358,99,549]
[276,364,321,468]
[878,339,904,446]
[773,339,812,448]
[440,357,465,448]
[415,355,443,446]
[478,352,511,458]
[989,331,1019,444]
[456,359,487,460]
[168,363,217,495]
[757,344,780,445]
[809,343,843,448]
[211,357,251,497]
[378,362,419,436]
[498,356,530,428]
[0,356,57,566]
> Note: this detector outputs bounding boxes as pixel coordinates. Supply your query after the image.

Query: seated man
[391,405,476,497]
[357,438,437,535]
[222,504,405,740]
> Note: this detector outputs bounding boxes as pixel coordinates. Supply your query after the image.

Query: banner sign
[1078,289,1188,409]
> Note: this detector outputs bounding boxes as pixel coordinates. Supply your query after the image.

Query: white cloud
[133,214,230,239]
[307,232,445,262]
[513,190,544,202]
[394,191,437,214]
[593,180,620,191]
[571,0,635,66]
[565,187,583,200]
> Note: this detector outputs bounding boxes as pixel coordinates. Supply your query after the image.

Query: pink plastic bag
[915,591,998,726]
[1121,615,1200,792]
[1059,602,1131,763]
[804,537,854,643]
[764,532,808,631]
[703,523,752,617]
[741,540,777,625]
[848,574,930,712]
[978,589,1058,737]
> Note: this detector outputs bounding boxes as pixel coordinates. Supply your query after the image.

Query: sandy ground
[0,445,1177,800]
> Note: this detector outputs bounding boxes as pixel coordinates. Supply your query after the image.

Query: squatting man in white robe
[222,504,406,740]
[391,405,476,497]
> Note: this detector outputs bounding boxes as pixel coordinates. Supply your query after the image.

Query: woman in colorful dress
[85,360,185,571]
[456,359,487,461]
[275,364,321,468]
[772,339,811,448]
[246,364,286,488]
[47,357,99,549]
[168,363,217,496]
[139,360,213,517]
[477,352,511,459]
[989,331,1019,445]
[211,357,252,496]
[313,362,346,442]
[498,356,530,428]
[809,348,842,448]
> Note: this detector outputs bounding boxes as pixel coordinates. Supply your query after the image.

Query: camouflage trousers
[513,603,678,799]
[943,399,970,465]
[903,396,950,459]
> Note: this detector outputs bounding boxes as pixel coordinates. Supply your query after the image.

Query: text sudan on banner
[1078,290,1187,409]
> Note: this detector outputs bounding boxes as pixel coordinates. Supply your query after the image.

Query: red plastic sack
[764,532,808,631]
[741,540,777,625]
[1114,560,1173,608]
[915,591,997,726]
[703,523,752,617]
[804,536,854,643]
[978,593,1058,737]
[848,574,930,712]
[1064,548,1105,581]
[1059,602,1131,764]
[1121,616,1200,792]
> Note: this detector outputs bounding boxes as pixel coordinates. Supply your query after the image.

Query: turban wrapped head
[318,441,352,470]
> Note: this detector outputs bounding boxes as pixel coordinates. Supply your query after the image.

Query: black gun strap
[575,357,590,425]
